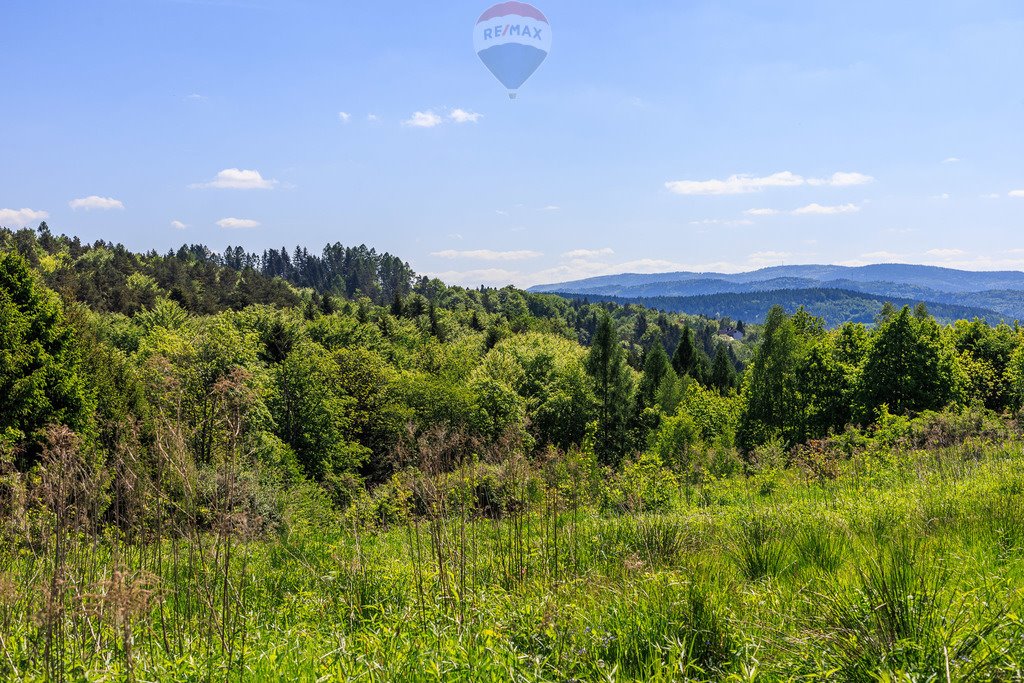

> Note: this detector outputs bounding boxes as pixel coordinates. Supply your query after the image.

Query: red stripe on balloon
[477,2,548,24]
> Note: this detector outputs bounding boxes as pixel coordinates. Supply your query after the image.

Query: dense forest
[548,288,1001,327]
[3,224,1024,679]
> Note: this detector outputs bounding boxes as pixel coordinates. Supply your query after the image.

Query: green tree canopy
[585,313,634,465]
[858,306,959,418]
[0,249,91,464]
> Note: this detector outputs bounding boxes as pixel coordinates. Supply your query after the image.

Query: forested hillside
[552,288,1001,326]
[533,263,1024,321]
[4,222,1024,490]
[4,224,1024,679]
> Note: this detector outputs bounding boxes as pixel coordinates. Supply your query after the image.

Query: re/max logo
[482,24,544,41]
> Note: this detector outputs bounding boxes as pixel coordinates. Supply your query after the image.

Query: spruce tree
[585,313,634,465]
[672,327,696,376]
[859,306,955,417]
[638,334,672,408]
[711,344,736,394]
[0,250,91,465]
[737,306,804,450]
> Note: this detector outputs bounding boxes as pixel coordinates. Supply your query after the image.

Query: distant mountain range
[529,264,1024,325]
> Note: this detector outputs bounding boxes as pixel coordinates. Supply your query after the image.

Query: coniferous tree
[672,327,696,377]
[737,306,805,450]
[390,292,404,318]
[637,334,673,413]
[585,313,634,465]
[859,306,957,418]
[0,250,91,465]
[710,344,737,394]
[428,302,440,337]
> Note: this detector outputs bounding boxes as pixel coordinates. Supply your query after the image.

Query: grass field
[3,439,1024,681]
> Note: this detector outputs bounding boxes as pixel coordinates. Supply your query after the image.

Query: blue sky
[2,0,1023,287]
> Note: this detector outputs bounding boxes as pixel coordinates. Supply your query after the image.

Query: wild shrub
[601,452,679,514]
[906,406,1010,450]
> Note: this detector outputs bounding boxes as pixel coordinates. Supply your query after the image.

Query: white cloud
[0,207,49,227]
[665,171,804,196]
[748,251,792,265]
[564,248,615,259]
[403,111,443,128]
[540,205,560,211]
[918,255,1024,271]
[665,170,873,196]
[338,112,352,123]
[450,109,482,123]
[861,251,904,260]
[931,193,951,200]
[616,258,693,272]
[943,157,961,164]
[432,249,543,261]
[925,248,967,259]
[192,168,278,190]
[744,208,780,216]
[170,220,187,230]
[838,251,906,266]
[982,193,1001,199]
[792,202,860,215]
[185,93,207,101]
[433,249,839,288]
[367,114,380,122]
[807,172,875,187]
[69,196,124,210]
[425,269,523,287]
[1010,190,1024,198]
[217,217,260,229]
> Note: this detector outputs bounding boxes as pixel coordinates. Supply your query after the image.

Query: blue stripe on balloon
[477,43,548,91]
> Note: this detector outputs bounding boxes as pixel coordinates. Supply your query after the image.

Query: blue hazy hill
[530,264,1024,324]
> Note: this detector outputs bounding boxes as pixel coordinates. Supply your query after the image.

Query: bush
[602,452,679,514]
[650,412,700,472]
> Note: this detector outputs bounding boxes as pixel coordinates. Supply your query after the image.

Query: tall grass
[1,433,1024,680]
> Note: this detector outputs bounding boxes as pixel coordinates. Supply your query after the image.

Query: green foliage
[650,411,700,471]
[270,340,368,481]
[0,249,92,462]
[586,313,635,466]
[602,452,679,514]
[820,538,1008,680]
[637,334,673,408]
[710,343,737,394]
[730,513,792,581]
[796,334,857,440]
[1007,342,1024,412]
[738,306,806,449]
[476,332,594,449]
[859,307,959,419]
[677,381,741,447]
[9,230,1024,680]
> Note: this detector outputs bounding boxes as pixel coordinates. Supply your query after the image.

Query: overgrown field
[3,438,1024,682]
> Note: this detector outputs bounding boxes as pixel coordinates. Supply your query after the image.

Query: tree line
[3,224,1024,514]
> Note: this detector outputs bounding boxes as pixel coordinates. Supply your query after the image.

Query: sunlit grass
[2,444,1024,680]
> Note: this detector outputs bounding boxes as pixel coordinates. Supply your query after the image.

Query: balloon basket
[508,92,517,100]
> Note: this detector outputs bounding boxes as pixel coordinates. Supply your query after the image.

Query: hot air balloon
[473,2,551,99]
